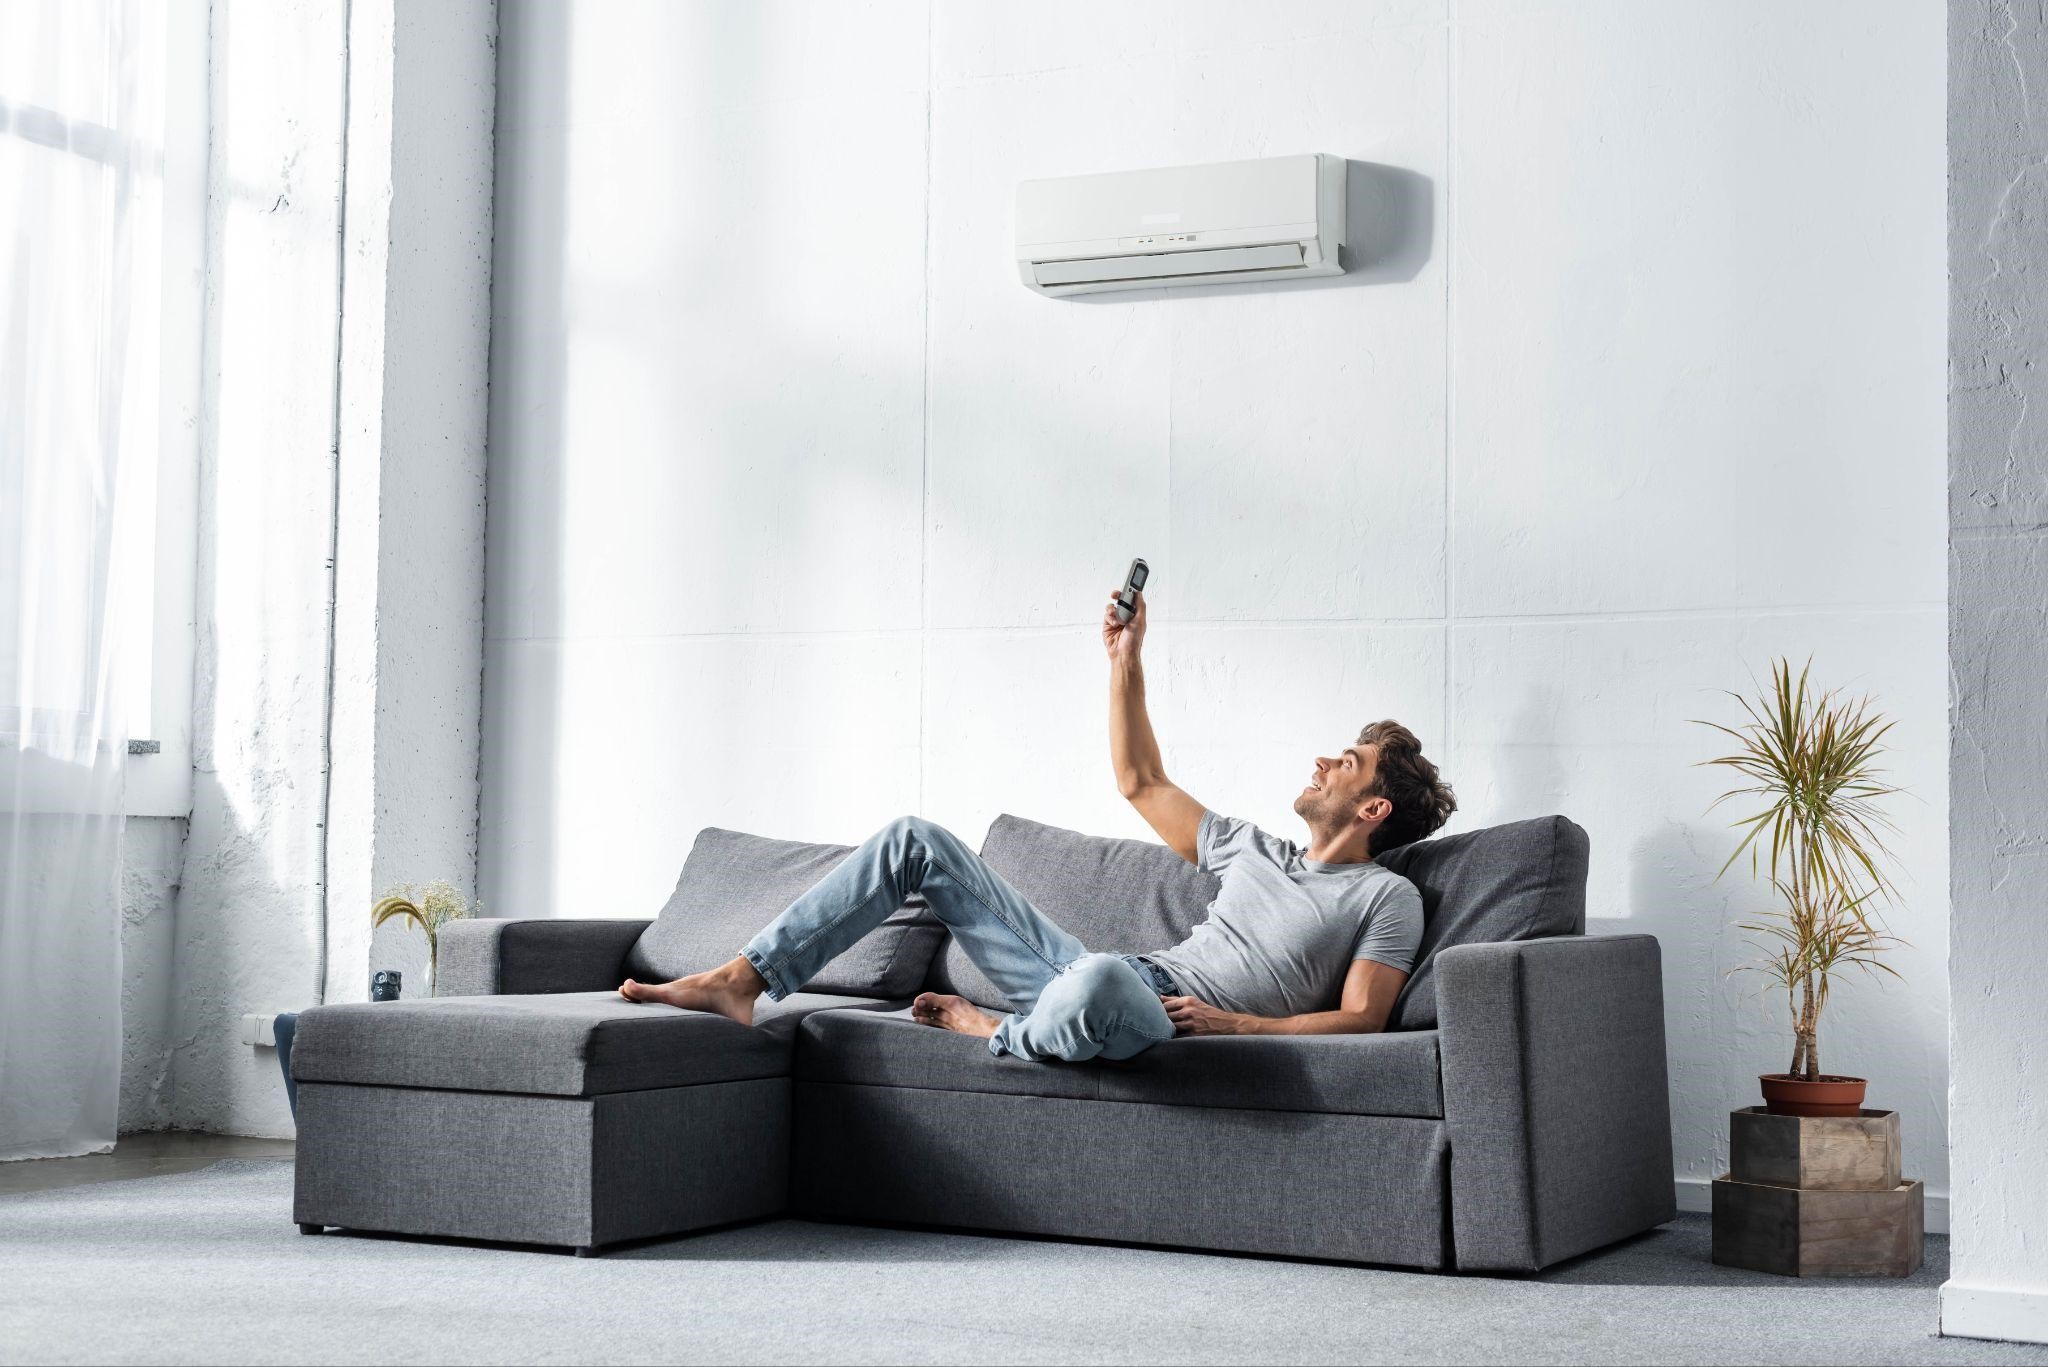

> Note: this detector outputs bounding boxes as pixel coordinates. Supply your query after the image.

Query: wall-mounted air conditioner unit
[1016,153,1345,297]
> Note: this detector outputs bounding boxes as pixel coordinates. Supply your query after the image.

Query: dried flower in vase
[370,880,482,987]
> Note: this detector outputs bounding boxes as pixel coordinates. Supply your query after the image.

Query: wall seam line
[470,1,499,907]
[314,0,357,1008]
[1443,0,1457,765]
[917,0,934,815]
[1165,37,1177,742]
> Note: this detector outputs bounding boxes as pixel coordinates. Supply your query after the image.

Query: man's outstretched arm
[1163,959,1409,1036]
[1103,587,1204,865]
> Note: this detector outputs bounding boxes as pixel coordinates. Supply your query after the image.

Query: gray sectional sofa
[290,813,1675,1271]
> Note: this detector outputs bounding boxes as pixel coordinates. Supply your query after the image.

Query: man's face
[1292,742,1381,831]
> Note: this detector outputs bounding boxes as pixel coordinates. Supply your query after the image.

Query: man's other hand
[1103,587,1147,663]
[1162,995,1243,1036]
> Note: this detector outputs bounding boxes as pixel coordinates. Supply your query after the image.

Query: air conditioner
[1016,153,1345,297]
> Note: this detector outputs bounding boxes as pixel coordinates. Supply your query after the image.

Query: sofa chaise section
[290,990,894,1097]
[290,827,945,1254]
[290,991,889,1253]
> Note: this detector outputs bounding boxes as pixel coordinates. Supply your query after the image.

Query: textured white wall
[169,0,349,1139]
[119,817,185,1133]
[1944,0,2048,1344]
[482,0,1948,1200]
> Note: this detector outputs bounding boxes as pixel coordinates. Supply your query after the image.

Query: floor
[0,1131,295,1196]
[4,1136,2048,1367]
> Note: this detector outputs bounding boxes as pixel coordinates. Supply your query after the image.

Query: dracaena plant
[1695,658,1904,1081]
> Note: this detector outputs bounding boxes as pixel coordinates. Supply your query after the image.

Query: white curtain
[0,0,164,1160]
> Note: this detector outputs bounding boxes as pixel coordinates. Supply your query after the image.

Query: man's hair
[1357,720,1457,856]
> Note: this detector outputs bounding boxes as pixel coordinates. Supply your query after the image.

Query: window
[1,0,203,816]
[116,0,207,818]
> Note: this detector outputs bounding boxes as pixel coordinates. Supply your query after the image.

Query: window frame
[121,0,207,820]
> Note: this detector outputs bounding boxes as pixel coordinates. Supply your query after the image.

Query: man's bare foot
[619,957,765,1026]
[911,992,1000,1039]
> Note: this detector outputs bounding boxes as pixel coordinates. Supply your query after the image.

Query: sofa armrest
[434,918,653,997]
[1436,934,1676,1272]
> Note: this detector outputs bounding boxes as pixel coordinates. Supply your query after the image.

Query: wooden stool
[1712,1107,1923,1277]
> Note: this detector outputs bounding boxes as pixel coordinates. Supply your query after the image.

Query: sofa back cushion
[624,828,945,999]
[1375,814,1589,1030]
[925,814,1222,1010]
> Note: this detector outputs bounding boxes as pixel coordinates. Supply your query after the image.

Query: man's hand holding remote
[1102,584,1147,665]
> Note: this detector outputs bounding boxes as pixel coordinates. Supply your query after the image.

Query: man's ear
[1357,794,1392,826]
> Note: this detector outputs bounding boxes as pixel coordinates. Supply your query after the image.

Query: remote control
[1115,558,1150,624]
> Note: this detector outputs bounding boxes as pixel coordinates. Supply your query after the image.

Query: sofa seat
[795,1008,1444,1119]
[291,990,896,1097]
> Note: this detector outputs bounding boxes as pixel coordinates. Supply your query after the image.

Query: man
[620,586,1457,1061]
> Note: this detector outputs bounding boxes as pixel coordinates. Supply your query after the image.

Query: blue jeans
[274,1012,300,1118]
[742,816,1178,1063]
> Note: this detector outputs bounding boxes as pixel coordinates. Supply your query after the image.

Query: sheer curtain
[0,0,164,1160]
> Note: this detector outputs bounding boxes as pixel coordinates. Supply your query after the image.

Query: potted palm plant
[1696,659,1904,1116]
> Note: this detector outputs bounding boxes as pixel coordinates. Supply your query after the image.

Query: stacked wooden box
[1712,1107,1923,1277]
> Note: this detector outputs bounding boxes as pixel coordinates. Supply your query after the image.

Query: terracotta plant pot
[1759,1073,1868,1117]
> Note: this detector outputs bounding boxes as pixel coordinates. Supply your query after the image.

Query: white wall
[167,0,350,1139]
[119,817,185,1133]
[1944,0,2048,1344]
[483,0,1948,1201]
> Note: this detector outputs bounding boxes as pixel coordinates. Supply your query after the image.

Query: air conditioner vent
[1033,242,1306,289]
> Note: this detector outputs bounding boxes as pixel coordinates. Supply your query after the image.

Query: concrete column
[325,0,496,1002]
[1945,0,2048,1345]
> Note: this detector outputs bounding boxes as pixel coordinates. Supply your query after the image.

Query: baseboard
[1673,1177,1949,1235]
[1941,1283,2048,1345]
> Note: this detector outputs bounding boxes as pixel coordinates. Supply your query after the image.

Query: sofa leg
[573,1245,598,1258]
[297,1223,325,1236]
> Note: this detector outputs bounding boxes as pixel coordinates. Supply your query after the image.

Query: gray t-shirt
[1146,811,1426,1019]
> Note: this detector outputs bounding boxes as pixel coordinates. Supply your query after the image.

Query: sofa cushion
[928,814,1222,1009]
[1375,814,1589,1030]
[290,991,897,1097]
[795,1008,1443,1119]
[624,827,946,998]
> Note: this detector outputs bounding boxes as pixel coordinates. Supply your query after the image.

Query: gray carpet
[3,1159,2046,1366]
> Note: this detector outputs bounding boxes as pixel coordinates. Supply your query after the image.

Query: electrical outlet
[240,1014,278,1048]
